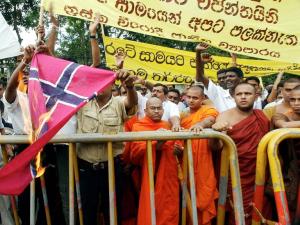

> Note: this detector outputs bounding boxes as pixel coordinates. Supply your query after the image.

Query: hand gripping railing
[252,128,300,225]
[0,130,245,225]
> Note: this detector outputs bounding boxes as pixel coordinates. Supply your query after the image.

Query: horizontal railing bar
[0,130,235,144]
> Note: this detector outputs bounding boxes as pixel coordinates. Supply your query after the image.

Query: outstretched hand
[196,42,209,52]
[114,50,126,69]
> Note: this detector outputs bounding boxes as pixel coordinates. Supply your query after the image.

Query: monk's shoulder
[216,108,234,120]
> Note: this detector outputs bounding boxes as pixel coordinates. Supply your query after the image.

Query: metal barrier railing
[252,128,300,225]
[0,130,245,225]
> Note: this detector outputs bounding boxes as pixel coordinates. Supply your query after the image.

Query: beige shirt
[77,96,131,163]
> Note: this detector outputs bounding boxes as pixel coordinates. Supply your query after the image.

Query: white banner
[0,12,21,60]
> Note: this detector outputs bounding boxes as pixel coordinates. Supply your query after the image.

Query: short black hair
[167,88,180,97]
[233,82,255,93]
[226,67,244,78]
[245,76,260,84]
[283,77,300,86]
[0,78,6,88]
[153,83,168,95]
[217,68,227,75]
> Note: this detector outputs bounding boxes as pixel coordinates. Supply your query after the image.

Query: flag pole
[1,145,20,225]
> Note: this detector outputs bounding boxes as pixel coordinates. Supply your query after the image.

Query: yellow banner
[44,0,300,63]
[103,36,300,84]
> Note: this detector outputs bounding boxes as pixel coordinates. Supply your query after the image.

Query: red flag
[0,54,116,195]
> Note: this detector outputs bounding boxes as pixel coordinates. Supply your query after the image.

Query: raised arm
[230,52,237,67]
[89,16,101,68]
[114,50,126,69]
[267,71,284,103]
[195,43,211,88]
[5,45,35,103]
[116,70,138,110]
[46,15,59,56]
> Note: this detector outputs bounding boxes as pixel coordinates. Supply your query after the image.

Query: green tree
[0,0,39,44]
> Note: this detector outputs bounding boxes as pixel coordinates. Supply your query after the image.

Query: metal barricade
[0,130,245,225]
[252,128,300,225]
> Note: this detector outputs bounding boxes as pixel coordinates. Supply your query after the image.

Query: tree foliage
[0,0,39,44]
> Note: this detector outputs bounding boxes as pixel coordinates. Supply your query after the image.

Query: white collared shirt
[204,80,262,112]
[162,100,180,122]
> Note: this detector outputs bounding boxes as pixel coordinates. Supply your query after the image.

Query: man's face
[246,80,260,93]
[145,98,164,122]
[141,85,147,96]
[217,72,227,89]
[186,88,204,111]
[120,86,127,96]
[234,85,256,112]
[282,82,300,103]
[225,72,241,89]
[152,86,165,101]
[289,90,300,114]
[167,91,180,104]
[97,84,112,98]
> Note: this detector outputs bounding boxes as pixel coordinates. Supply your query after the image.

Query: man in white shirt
[151,83,181,131]
[195,43,262,112]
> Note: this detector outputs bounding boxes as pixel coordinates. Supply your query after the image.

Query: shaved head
[188,85,204,96]
[145,97,164,122]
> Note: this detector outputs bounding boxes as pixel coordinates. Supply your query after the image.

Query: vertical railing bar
[69,143,75,225]
[186,139,198,225]
[108,141,117,225]
[147,140,156,225]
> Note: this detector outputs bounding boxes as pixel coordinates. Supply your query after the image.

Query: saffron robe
[180,106,219,225]
[227,109,270,225]
[127,116,180,225]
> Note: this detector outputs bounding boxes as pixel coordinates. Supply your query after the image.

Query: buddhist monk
[211,83,270,225]
[180,85,219,225]
[126,97,181,225]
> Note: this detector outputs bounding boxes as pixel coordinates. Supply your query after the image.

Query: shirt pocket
[103,116,121,134]
[81,111,98,133]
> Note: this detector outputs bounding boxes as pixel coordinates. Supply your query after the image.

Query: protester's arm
[170,116,181,132]
[267,71,284,103]
[46,15,59,56]
[189,116,216,134]
[230,52,237,67]
[209,113,232,151]
[5,45,35,103]
[114,51,126,69]
[272,113,300,128]
[195,43,211,88]
[117,70,138,110]
[89,16,100,68]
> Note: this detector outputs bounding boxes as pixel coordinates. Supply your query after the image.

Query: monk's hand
[171,123,182,132]
[189,124,204,134]
[212,121,232,132]
[173,143,184,156]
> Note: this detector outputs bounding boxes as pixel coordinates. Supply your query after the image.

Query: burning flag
[0,54,116,195]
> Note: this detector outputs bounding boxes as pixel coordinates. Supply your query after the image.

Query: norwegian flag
[0,54,116,195]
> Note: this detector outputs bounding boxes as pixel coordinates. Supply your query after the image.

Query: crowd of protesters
[0,15,299,225]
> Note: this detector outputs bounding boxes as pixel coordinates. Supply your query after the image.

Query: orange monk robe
[127,116,180,225]
[227,110,270,225]
[180,105,219,225]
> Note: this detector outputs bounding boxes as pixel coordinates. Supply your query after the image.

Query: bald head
[145,97,164,122]
[186,85,205,112]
